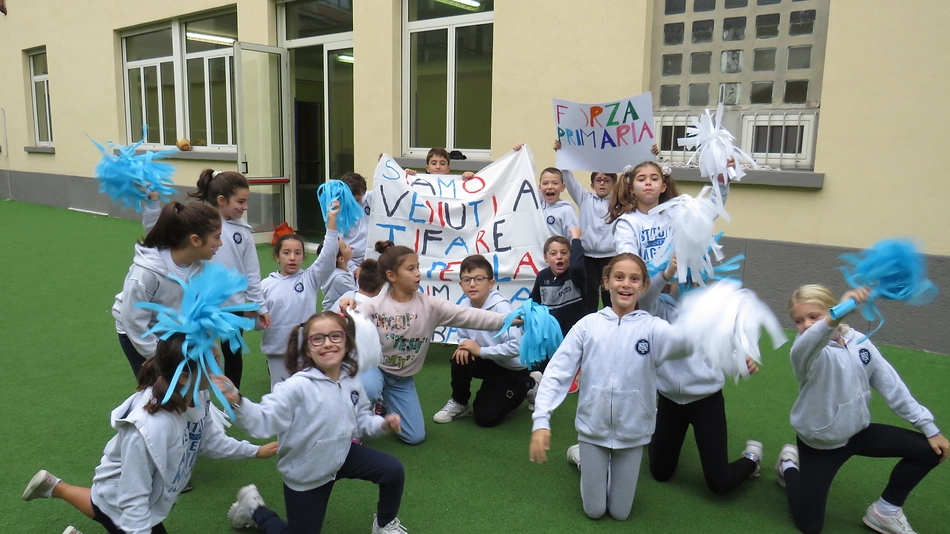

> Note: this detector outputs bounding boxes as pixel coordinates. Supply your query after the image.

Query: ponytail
[141,202,221,250]
[190,169,249,205]
[138,334,192,414]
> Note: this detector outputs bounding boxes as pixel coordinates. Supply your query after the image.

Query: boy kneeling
[433,255,535,427]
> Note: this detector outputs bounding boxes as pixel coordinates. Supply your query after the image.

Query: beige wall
[708,1,950,255]
[4,1,950,255]
[0,0,273,186]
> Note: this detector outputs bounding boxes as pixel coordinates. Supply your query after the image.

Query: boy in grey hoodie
[538,167,580,238]
[779,285,948,534]
[432,255,534,427]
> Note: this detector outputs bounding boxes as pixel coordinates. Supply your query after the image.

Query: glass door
[290,41,354,240]
[233,42,293,237]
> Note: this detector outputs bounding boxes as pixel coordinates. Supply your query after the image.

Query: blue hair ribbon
[829,238,938,341]
[90,125,178,212]
[494,300,563,369]
[317,180,364,235]
[136,262,259,418]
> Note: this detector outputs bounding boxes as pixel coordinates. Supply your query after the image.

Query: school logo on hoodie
[295,282,304,293]
[233,233,243,244]
[635,339,650,355]
[350,390,359,405]
[546,215,555,225]
[858,348,871,365]
[364,205,371,215]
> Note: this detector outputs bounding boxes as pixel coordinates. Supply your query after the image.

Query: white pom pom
[650,186,726,286]
[675,280,788,383]
[208,402,232,428]
[347,309,382,374]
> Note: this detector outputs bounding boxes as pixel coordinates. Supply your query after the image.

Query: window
[404,0,493,155]
[651,0,829,168]
[692,20,714,43]
[740,112,817,168]
[122,11,237,148]
[29,49,53,145]
[286,0,353,39]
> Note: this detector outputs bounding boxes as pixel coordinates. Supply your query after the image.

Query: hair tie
[661,164,672,177]
[212,170,221,178]
[622,165,635,174]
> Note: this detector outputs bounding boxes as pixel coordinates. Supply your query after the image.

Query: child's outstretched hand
[529,429,551,463]
[552,141,560,151]
[211,375,241,406]
[929,433,950,462]
[745,356,759,375]
[828,287,870,326]
[406,169,418,176]
[514,142,525,151]
[663,255,678,282]
[382,414,402,434]
[257,312,272,330]
[256,441,279,458]
[569,227,582,240]
[461,171,475,180]
[651,143,660,155]
[337,298,358,313]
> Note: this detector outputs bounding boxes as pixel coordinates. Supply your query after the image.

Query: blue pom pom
[90,127,177,212]
[135,262,259,417]
[833,238,938,340]
[317,180,364,235]
[494,300,563,368]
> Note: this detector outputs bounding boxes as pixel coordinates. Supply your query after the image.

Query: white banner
[367,148,549,343]
[553,92,656,173]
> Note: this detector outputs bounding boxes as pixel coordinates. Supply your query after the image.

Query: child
[607,161,680,263]
[529,230,586,338]
[340,171,373,271]
[112,201,222,377]
[637,257,764,495]
[537,167,580,239]
[317,229,357,312]
[345,241,510,445]
[330,258,384,312]
[778,285,948,534]
[529,253,691,521]
[215,312,408,534]
[190,169,270,388]
[549,141,617,312]
[23,335,276,534]
[404,147,475,179]
[432,254,534,427]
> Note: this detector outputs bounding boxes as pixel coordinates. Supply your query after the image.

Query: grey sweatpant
[579,442,644,520]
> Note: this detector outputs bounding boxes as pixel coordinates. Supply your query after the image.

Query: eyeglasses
[460,276,490,285]
[592,178,614,184]
[308,330,346,346]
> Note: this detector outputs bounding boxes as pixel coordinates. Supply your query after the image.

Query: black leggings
[648,390,757,495]
[251,443,404,534]
[783,423,941,534]
[450,358,533,427]
[118,333,146,379]
[582,255,612,313]
[92,501,167,534]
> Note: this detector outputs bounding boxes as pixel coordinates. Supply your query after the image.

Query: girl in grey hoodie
[779,284,948,534]
[529,253,691,521]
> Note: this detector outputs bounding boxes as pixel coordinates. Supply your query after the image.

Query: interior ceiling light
[185,31,236,46]
[434,0,481,11]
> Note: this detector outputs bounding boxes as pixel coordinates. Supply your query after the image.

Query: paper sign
[554,92,656,172]
[367,148,549,343]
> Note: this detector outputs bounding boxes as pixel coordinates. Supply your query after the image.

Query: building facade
[1,0,948,352]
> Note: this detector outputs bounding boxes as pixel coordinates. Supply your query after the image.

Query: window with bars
[28,49,53,145]
[122,11,237,148]
[651,0,828,169]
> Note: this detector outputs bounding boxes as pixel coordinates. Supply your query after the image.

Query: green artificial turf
[1,199,947,533]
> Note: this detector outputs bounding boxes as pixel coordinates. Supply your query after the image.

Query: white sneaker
[62,528,83,534]
[372,514,408,533]
[432,399,470,423]
[774,444,799,489]
[23,469,59,501]
[227,484,266,529]
[566,444,580,470]
[526,371,542,411]
[741,440,764,478]
[863,503,917,534]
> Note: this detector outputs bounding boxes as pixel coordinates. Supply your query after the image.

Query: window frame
[120,11,237,151]
[739,110,818,169]
[401,4,494,159]
[28,49,54,146]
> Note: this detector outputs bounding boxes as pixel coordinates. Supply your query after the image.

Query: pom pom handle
[829,298,857,321]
